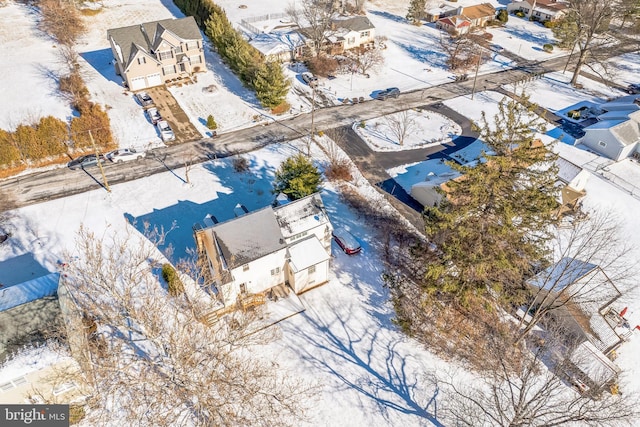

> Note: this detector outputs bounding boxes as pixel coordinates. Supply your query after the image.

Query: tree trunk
[570,47,589,86]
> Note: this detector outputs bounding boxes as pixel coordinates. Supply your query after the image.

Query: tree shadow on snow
[283,299,443,426]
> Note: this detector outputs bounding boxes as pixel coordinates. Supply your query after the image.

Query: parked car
[106,148,145,163]
[145,107,162,125]
[332,228,361,255]
[67,154,105,170]
[375,87,400,100]
[301,72,318,87]
[627,83,640,94]
[157,120,175,142]
[135,91,154,107]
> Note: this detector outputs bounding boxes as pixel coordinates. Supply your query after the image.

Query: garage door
[146,73,162,88]
[129,76,146,91]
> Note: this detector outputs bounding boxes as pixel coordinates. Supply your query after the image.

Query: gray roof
[273,193,329,237]
[210,207,286,268]
[529,257,598,292]
[611,120,640,146]
[107,16,201,70]
[556,157,583,184]
[332,16,375,32]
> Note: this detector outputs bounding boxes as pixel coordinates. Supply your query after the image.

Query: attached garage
[127,73,163,91]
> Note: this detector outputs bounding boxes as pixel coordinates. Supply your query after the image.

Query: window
[348,37,356,44]
[271,267,281,276]
[239,283,247,294]
[186,41,199,51]
[535,11,541,17]
[53,381,77,396]
[308,265,316,274]
[243,264,250,272]
[360,31,370,38]
[190,55,202,64]
[158,50,173,60]
[162,64,176,76]
[598,141,607,147]
[137,56,146,65]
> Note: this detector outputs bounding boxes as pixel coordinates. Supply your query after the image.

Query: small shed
[286,237,330,294]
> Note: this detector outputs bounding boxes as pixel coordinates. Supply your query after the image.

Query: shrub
[543,20,556,28]
[567,110,581,119]
[70,103,113,150]
[496,9,508,23]
[543,43,554,52]
[206,114,218,130]
[233,156,250,172]
[162,263,184,296]
[270,101,290,115]
[515,10,525,18]
[359,120,366,128]
[325,158,353,182]
[306,55,339,77]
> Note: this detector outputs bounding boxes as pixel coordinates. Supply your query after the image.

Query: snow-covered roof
[249,30,305,57]
[601,95,640,111]
[211,207,286,268]
[426,5,457,15]
[570,340,619,385]
[287,236,330,273]
[528,257,598,291]
[0,273,59,312]
[556,157,583,184]
[597,109,637,121]
[274,193,331,238]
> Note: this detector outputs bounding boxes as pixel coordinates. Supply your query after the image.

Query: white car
[106,148,145,163]
[145,107,162,125]
[157,120,175,142]
[301,72,318,87]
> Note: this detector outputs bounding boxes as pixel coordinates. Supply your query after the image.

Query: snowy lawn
[0,2,72,131]
[487,15,565,61]
[596,52,640,88]
[354,108,461,151]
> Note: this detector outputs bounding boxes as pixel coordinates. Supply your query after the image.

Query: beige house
[436,3,496,34]
[107,16,206,91]
[507,0,569,21]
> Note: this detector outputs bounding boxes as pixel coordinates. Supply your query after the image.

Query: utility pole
[89,130,111,193]
[471,50,482,100]
[308,85,316,156]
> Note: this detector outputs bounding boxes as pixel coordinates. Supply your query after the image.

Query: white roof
[0,273,60,312]
[249,30,305,57]
[556,157,583,184]
[287,236,330,273]
[570,341,619,385]
[274,193,330,238]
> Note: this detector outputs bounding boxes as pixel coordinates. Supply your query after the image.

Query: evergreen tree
[37,116,68,156]
[206,115,217,130]
[406,0,426,24]
[423,94,559,304]
[253,62,290,109]
[0,129,20,167]
[273,154,322,200]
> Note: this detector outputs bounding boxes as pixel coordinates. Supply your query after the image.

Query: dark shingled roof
[107,16,201,70]
[332,16,375,32]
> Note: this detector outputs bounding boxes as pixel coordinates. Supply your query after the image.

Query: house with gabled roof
[507,0,570,22]
[524,257,636,387]
[576,109,640,161]
[435,3,495,34]
[107,16,206,91]
[193,194,332,309]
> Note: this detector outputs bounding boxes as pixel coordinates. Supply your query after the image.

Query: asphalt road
[0,39,637,210]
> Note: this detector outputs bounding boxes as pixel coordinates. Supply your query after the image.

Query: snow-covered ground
[354,108,461,151]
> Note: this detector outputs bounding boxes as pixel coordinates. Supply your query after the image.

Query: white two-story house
[193,194,333,308]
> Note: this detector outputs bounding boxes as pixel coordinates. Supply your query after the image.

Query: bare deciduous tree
[439,31,487,71]
[61,226,312,427]
[39,0,86,46]
[287,0,339,56]
[347,46,385,74]
[517,210,637,342]
[384,108,417,146]
[430,330,639,427]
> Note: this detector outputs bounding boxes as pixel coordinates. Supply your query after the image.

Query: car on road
[301,72,318,87]
[67,154,105,170]
[135,91,154,107]
[627,83,640,94]
[106,148,145,163]
[157,120,175,142]
[375,87,400,100]
[332,227,361,255]
[145,107,162,125]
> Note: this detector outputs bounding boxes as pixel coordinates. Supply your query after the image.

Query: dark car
[375,87,400,100]
[135,91,154,107]
[67,154,105,170]
[301,72,319,87]
[628,83,640,94]
[332,227,361,255]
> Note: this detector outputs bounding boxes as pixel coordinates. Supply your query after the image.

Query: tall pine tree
[253,61,290,109]
[423,94,559,304]
[406,0,426,24]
